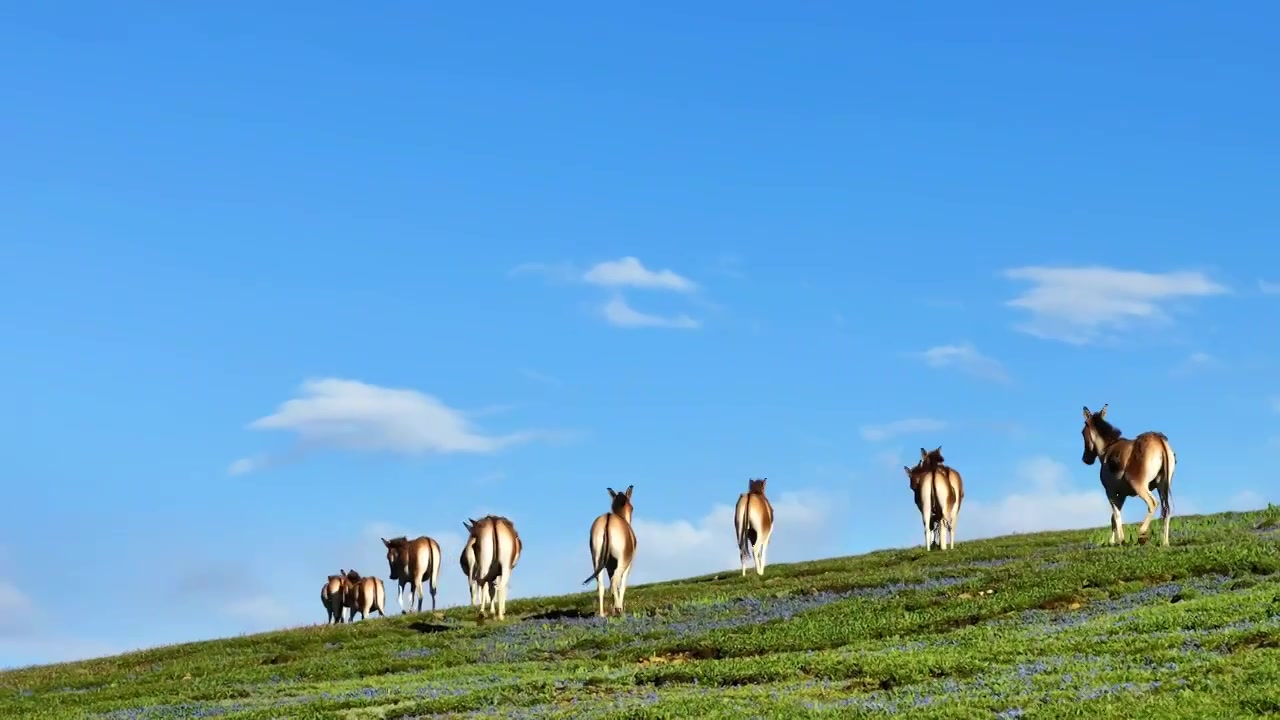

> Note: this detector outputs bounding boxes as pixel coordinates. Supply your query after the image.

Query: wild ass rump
[382,535,442,613]
[321,573,347,624]
[1080,404,1176,546]
[582,485,637,617]
[466,515,521,621]
[734,477,775,576]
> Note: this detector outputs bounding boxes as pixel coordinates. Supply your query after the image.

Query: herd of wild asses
[321,403,1177,623]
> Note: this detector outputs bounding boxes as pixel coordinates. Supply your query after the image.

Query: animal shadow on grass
[407,621,452,634]
[525,608,594,622]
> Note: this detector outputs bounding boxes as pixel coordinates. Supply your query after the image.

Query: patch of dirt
[637,652,694,667]
[1039,595,1087,611]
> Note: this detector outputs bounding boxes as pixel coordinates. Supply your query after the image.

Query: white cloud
[628,490,844,583]
[911,343,1009,383]
[1259,280,1280,295]
[582,257,697,293]
[1003,265,1229,345]
[0,581,33,635]
[958,456,1111,539]
[859,418,948,443]
[1226,490,1267,512]
[229,378,548,475]
[601,297,700,329]
[1168,351,1217,378]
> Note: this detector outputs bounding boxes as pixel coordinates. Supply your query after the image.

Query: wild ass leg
[496,566,511,621]
[919,477,935,551]
[932,473,953,551]
[755,526,773,576]
[1134,484,1159,544]
[616,563,633,616]
[413,575,425,614]
[396,583,407,614]
[1107,493,1126,545]
[594,565,607,618]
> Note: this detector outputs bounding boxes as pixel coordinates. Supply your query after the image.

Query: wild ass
[734,477,775,576]
[903,446,964,551]
[466,515,522,621]
[342,569,387,621]
[1080,404,1176,546]
[582,485,637,617]
[321,572,347,624]
[382,535,442,613]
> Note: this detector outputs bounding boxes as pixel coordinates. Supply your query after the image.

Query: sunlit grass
[3,506,1280,718]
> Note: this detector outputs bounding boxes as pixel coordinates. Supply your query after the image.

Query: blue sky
[3,2,1279,668]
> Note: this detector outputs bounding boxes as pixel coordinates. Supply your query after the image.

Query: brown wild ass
[381,535,442,613]
[582,485,637,617]
[341,569,387,621]
[321,572,347,624]
[466,515,522,621]
[734,477,775,576]
[903,446,964,551]
[460,518,523,609]
[1080,404,1176,546]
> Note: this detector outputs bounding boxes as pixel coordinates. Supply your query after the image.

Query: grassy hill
[4,508,1280,719]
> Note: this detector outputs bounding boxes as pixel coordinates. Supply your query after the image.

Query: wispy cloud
[1168,351,1217,378]
[582,257,697,293]
[600,296,700,329]
[859,418,948,442]
[1259,280,1280,295]
[910,343,1009,383]
[1003,265,1229,345]
[512,256,706,329]
[518,368,562,387]
[228,378,554,475]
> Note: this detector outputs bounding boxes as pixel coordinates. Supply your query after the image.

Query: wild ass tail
[582,517,611,585]
[429,538,442,599]
[735,495,751,561]
[1159,435,1175,519]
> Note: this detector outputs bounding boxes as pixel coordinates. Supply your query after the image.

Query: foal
[382,535,442,613]
[734,477,775,576]
[1080,404,1176,546]
[582,485,637,617]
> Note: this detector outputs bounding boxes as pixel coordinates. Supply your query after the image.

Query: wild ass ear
[932,446,942,455]
[1082,406,1092,420]
[624,484,633,499]
[1098,403,1108,418]
[759,478,767,491]
[920,448,929,461]
[903,465,913,477]
[381,537,390,547]
[607,487,617,498]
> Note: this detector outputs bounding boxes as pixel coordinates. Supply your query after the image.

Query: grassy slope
[4,509,1280,719]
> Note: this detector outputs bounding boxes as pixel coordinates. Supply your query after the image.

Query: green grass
[5,507,1280,719]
